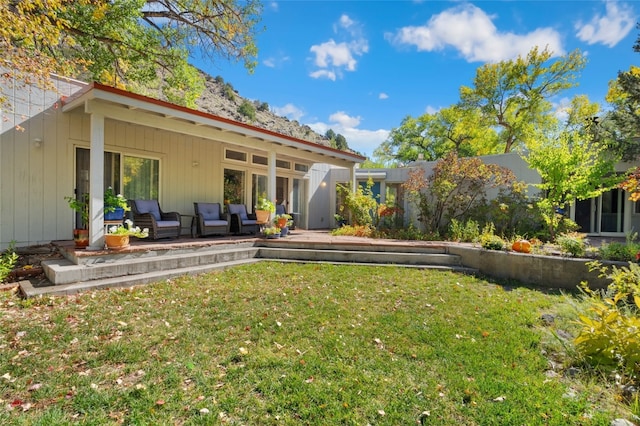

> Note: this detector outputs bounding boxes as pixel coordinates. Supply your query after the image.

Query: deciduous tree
[1,0,262,108]
[373,105,496,165]
[525,128,619,239]
[403,152,515,234]
[460,47,586,153]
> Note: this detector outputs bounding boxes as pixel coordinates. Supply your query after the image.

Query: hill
[193,73,331,148]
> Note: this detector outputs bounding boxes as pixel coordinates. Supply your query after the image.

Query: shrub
[0,242,18,283]
[470,181,545,240]
[556,232,587,257]
[336,179,378,227]
[574,266,640,382]
[479,223,504,250]
[403,152,515,235]
[223,83,235,101]
[238,100,256,121]
[331,225,373,238]
[599,233,640,262]
[449,219,480,242]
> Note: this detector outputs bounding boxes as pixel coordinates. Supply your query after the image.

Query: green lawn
[0,263,630,425]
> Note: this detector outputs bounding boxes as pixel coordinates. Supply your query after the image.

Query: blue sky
[193,1,638,158]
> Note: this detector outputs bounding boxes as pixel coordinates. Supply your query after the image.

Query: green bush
[238,100,256,120]
[599,233,640,262]
[479,223,504,250]
[556,232,586,257]
[223,82,235,101]
[449,219,480,242]
[0,242,18,283]
[336,179,377,227]
[574,264,640,381]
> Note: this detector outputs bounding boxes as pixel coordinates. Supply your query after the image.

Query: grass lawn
[0,262,631,425]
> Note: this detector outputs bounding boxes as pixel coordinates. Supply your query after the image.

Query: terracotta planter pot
[105,234,129,250]
[276,218,287,229]
[255,210,270,223]
[73,229,89,249]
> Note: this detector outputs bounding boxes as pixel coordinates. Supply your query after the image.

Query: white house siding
[327,152,545,231]
[308,164,333,229]
[1,75,87,250]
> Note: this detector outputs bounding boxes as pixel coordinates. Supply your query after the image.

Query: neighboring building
[0,75,364,250]
[325,153,640,237]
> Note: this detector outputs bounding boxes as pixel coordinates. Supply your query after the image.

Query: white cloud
[309,15,369,80]
[262,53,290,68]
[386,3,565,62]
[273,103,305,121]
[308,111,389,156]
[329,111,361,128]
[309,69,337,81]
[379,93,389,100]
[310,39,358,70]
[263,58,275,68]
[575,1,636,47]
[424,105,439,115]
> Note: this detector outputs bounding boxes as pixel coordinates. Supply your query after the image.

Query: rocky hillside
[194,73,330,147]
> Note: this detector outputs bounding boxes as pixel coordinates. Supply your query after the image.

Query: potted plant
[104,187,129,220]
[262,225,281,239]
[273,213,292,229]
[105,219,149,250]
[255,197,275,223]
[65,193,90,248]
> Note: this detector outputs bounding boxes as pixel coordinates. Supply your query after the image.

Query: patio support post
[268,150,276,204]
[350,164,357,193]
[87,113,105,250]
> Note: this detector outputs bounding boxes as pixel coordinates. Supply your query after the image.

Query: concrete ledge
[448,245,617,290]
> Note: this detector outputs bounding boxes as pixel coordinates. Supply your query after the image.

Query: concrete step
[22,258,261,297]
[261,258,478,274]
[257,247,461,267]
[256,240,449,254]
[43,247,259,285]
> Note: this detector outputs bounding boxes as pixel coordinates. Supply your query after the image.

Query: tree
[525,128,620,240]
[1,0,262,109]
[606,51,640,159]
[460,47,587,153]
[402,152,515,234]
[374,105,497,165]
[335,133,348,151]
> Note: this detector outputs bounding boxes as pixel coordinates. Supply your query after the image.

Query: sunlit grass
[0,263,631,424]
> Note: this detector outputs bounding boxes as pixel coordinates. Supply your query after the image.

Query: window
[76,147,158,206]
[276,159,291,169]
[225,149,247,162]
[123,155,159,200]
[252,155,268,165]
[295,163,309,172]
[224,169,245,205]
[252,174,267,210]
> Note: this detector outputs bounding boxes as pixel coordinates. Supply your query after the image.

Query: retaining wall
[448,245,618,290]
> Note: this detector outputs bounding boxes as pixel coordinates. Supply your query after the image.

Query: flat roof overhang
[62,83,365,168]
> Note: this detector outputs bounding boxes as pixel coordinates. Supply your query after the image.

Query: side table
[180,214,197,238]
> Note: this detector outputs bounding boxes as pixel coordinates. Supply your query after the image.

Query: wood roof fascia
[79,100,355,166]
[62,82,365,164]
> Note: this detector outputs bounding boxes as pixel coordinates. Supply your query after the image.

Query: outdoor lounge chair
[276,203,296,230]
[194,202,229,237]
[227,204,259,235]
[130,199,181,240]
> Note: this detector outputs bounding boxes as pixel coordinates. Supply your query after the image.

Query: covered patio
[60,83,365,251]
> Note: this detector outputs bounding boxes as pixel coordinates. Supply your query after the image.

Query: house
[0,74,364,251]
[325,152,640,237]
